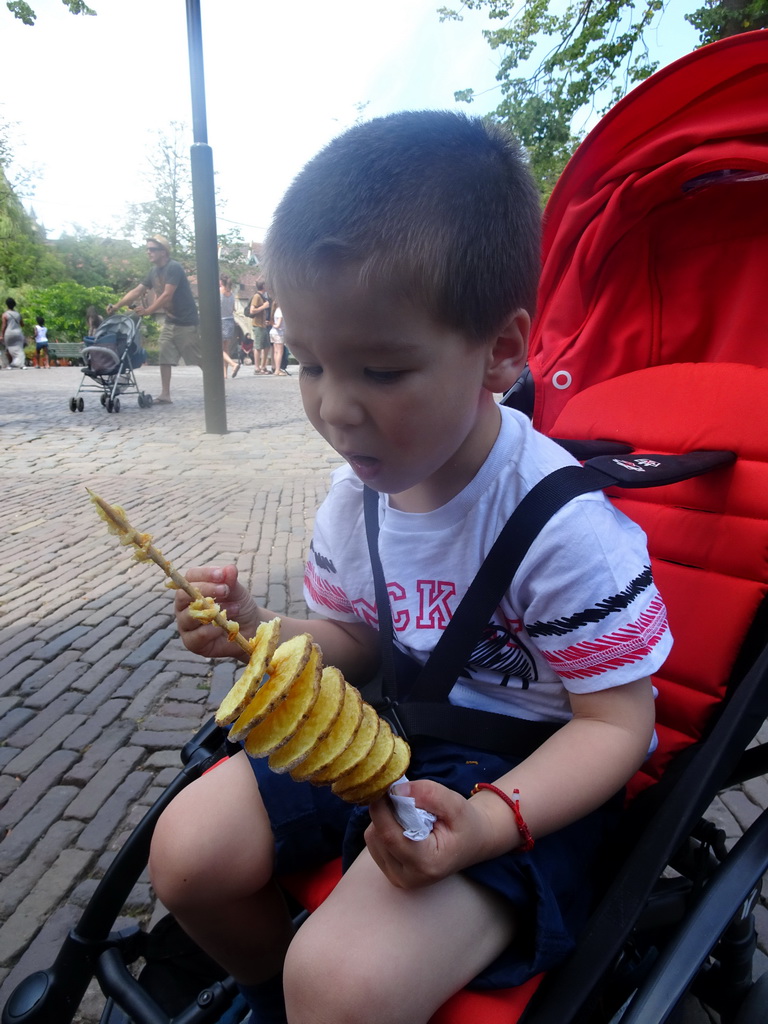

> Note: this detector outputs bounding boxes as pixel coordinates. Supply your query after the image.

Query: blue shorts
[247,737,622,989]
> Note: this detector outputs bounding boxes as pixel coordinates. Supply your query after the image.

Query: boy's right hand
[175,564,260,662]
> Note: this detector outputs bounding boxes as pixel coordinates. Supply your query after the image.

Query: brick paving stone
[0,848,95,964]
[21,661,86,710]
[69,648,130,693]
[61,721,135,786]
[19,650,82,696]
[122,671,178,722]
[131,729,198,750]
[0,819,82,920]
[63,699,129,751]
[35,625,92,660]
[110,660,167,701]
[162,681,211,703]
[0,706,35,743]
[143,750,185,771]
[0,775,21,810]
[75,770,151,852]
[0,640,45,673]
[0,747,21,770]
[11,692,83,748]
[120,624,177,665]
[0,660,46,698]
[65,746,148,822]
[158,655,211,676]
[78,624,134,665]
[2,750,81,829]
[69,614,128,651]
[3,715,87,778]
[140,714,203,734]
[720,789,764,832]
[0,787,80,874]
[74,668,134,714]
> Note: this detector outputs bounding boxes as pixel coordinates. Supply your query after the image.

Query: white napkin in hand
[388,777,437,841]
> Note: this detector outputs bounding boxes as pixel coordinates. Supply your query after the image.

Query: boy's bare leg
[284,845,517,1024]
[149,750,294,983]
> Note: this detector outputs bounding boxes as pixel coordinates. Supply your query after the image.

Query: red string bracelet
[470,783,535,852]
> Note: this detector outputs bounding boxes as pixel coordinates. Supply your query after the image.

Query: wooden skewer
[87,489,254,656]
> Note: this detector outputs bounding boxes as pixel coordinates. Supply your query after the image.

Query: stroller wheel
[77,397,84,412]
[138,394,145,408]
[106,398,114,413]
[113,397,121,413]
[69,397,77,412]
[101,393,107,406]
[145,394,153,407]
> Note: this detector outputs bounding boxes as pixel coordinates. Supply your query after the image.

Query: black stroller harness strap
[364,463,615,757]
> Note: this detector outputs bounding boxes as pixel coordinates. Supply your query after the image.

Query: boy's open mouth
[344,453,380,480]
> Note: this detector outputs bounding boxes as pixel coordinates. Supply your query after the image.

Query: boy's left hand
[364,780,494,889]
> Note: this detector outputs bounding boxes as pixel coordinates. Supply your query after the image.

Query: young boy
[150,111,671,1024]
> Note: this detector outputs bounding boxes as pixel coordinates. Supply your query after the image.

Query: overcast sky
[3,0,697,244]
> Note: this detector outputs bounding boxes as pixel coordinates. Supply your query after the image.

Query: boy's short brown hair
[264,110,541,341]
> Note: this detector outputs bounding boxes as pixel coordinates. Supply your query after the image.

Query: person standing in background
[220,275,240,378]
[1,298,26,369]
[34,316,49,368]
[248,281,271,375]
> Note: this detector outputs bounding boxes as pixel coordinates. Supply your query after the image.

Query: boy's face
[280,270,519,513]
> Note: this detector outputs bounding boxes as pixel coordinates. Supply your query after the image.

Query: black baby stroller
[69,315,152,415]
[5,30,768,1024]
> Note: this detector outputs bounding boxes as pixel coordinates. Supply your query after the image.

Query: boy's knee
[148,802,203,912]
[284,929,397,1024]
[149,789,274,915]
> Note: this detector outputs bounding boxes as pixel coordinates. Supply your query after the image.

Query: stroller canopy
[529,30,768,435]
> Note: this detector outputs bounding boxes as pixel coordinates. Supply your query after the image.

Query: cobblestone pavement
[1,364,766,1023]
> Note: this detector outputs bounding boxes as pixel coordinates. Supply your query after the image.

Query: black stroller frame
[69,315,153,415]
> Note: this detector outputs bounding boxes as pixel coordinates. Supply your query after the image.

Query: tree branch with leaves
[6,0,95,27]
[440,0,768,197]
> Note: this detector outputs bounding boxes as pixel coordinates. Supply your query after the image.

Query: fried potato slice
[289,682,364,783]
[332,719,395,797]
[309,702,379,786]
[269,665,345,774]
[214,618,282,727]
[229,633,312,739]
[242,644,322,756]
[340,735,411,805]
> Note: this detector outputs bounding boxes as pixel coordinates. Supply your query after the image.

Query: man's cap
[146,235,171,254]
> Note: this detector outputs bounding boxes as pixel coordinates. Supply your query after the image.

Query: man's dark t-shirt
[142,260,199,326]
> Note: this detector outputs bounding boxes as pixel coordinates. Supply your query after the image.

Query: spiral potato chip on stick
[90,489,411,805]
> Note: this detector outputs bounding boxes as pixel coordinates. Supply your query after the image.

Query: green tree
[123,123,195,267]
[440,0,768,197]
[217,226,253,287]
[0,164,66,288]
[6,0,95,26]
[52,231,148,292]
[20,281,116,341]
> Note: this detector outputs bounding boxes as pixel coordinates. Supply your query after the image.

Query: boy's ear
[483,309,530,393]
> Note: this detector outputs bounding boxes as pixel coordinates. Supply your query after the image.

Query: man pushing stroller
[107,235,201,405]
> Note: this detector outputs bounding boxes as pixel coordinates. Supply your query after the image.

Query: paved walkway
[0,364,766,1023]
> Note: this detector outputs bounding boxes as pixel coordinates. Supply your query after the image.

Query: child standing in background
[34,316,49,368]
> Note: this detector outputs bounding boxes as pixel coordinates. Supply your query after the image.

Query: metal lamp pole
[185,0,227,434]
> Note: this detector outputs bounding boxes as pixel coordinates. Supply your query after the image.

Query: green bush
[20,282,118,342]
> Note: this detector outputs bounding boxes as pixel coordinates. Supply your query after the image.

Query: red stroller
[4,30,768,1024]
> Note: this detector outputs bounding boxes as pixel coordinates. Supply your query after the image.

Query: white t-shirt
[304,406,672,724]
